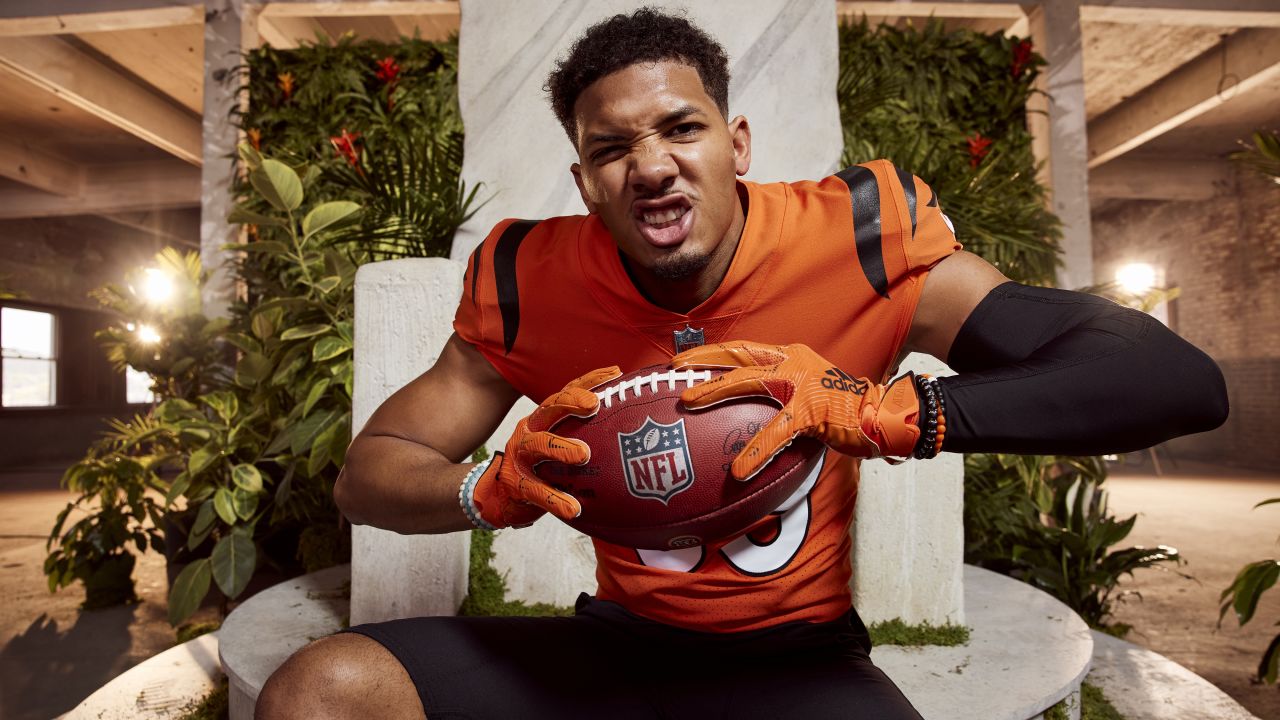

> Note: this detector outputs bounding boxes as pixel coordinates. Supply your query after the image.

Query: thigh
[342,612,660,720]
[721,650,921,717]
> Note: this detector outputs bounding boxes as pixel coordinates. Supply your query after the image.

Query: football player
[257,9,1227,719]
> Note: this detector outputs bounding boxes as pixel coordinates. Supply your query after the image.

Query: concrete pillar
[200,0,255,317]
[349,258,471,624]
[1027,0,1095,290]
[852,353,965,626]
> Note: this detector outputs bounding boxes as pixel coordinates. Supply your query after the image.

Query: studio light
[143,268,175,305]
[136,324,162,344]
[1116,262,1156,295]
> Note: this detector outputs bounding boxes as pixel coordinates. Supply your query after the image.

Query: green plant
[965,454,1184,631]
[44,423,167,608]
[1231,129,1280,183]
[837,18,1060,285]
[160,146,368,626]
[1218,498,1280,683]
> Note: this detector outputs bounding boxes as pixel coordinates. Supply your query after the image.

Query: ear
[728,115,752,177]
[571,163,598,214]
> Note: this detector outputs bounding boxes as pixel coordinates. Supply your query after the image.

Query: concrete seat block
[875,565,1094,720]
[61,632,222,720]
[219,564,350,720]
[1087,630,1260,720]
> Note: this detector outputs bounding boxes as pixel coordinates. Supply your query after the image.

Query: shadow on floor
[0,603,137,720]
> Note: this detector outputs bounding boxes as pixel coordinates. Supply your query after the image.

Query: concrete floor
[1,458,1278,719]
[1106,457,1280,720]
[0,466,214,720]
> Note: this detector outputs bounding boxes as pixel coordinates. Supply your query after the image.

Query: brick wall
[1091,166,1280,470]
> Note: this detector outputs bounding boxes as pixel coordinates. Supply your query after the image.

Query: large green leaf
[250,159,303,213]
[165,472,192,505]
[302,379,331,417]
[187,501,216,551]
[211,532,256,599]
[303,201,361,239]
[312,336,351,362]
[201,391,239,424]
[232,486,259,521]
[280,324,330,341]
[168,558,211,626]
[231,464,264,494]
[213,487,237,525]
[188,442,220,477]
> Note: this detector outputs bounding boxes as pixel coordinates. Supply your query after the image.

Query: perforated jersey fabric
[453,159,959,632]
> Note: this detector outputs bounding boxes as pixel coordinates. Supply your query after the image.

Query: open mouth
[633,196,693,248]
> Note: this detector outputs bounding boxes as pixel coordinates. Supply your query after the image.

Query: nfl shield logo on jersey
[618,417,695,504]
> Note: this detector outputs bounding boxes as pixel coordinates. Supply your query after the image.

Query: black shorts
[342,593,922,720]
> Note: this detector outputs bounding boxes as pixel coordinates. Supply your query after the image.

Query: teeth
[641,206,688,226]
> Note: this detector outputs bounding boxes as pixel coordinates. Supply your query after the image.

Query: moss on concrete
[457,529,573,617]
[176,675,228,720]
[868,618,970,647]
[175,620,221,646]
[1043,682,1125,720]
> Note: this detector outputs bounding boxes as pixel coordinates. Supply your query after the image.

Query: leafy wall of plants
[46,35,475,626]
[837,19,1179,632]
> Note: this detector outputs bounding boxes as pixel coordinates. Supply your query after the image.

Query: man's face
[570,61,751,288]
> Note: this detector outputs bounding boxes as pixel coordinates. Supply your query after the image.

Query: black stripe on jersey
[926,192,938,208]
[468,244,482,307]
[895,167,917,238]
[835,165,890,299]
[493,220,538,355]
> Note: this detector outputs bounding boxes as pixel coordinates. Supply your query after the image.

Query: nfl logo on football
[618,417,695,504]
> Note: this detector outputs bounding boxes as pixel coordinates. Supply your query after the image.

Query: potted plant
[45,426,167,609]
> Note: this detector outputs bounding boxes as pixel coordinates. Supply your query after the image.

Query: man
[257,9,1227,719]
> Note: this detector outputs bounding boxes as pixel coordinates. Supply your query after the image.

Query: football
[537,364,824,550]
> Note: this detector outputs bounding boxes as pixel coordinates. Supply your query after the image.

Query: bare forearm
[335,434,477,535]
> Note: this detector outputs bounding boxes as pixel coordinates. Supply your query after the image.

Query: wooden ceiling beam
[259,2,459,18]
[0,35,201,166]
[836,2,1025,21]
[0,137,83,196]
[257,14,332,49]
[1087,28,1280,168]
[99,208,200,248]
[1089,156,1232,201]
[0,5,201,36]
[0,160,199,219]
[1081,6,1280,27]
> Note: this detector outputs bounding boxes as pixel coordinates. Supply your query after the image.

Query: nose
[629,142,677,195]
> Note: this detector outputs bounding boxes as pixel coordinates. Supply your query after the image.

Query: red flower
[967,133,993,168]
[330,129,362,168]
[1011,39,1034,79]
[277,72,296,101]
[376,57,401,85]
[246,128,262,151]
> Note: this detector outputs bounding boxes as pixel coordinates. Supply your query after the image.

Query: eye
[592,146,626,163]
[669,123,701,138]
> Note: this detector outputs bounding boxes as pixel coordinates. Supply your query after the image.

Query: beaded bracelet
[457,454,499,531]
[912,374,947,460]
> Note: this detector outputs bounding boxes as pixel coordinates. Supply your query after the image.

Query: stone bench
[218,563,1095,720]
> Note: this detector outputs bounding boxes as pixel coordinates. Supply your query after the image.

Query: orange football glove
[670,341,921,481]
[460,366,621,530]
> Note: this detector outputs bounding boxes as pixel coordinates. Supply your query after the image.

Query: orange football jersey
[454,159,959,632]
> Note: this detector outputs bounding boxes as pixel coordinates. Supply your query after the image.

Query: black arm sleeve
[938,282,1229,455]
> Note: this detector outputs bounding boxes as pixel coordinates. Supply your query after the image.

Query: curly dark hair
[545,7,730,142]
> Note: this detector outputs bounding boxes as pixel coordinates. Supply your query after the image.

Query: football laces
[597,369,712,408]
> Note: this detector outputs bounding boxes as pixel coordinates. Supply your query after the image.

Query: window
[126,366,155,404]
[2,307,57,407]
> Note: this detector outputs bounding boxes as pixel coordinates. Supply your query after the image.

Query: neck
[625,184,748,315]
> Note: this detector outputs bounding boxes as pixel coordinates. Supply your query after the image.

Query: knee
[256,633,398,720]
